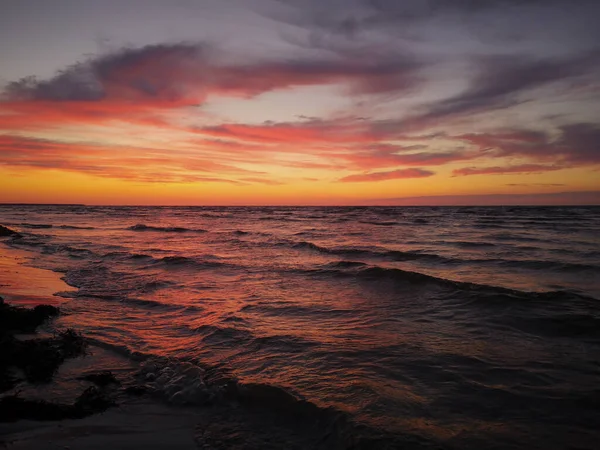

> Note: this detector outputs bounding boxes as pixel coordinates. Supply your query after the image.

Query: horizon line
[1,203,599,208]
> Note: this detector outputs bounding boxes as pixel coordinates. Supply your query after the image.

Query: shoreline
[0,290,208,450]
[0,233,205,449]
[0,231,396,450]
[0,244,75,307]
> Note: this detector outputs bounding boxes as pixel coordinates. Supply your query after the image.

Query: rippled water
[1,205,599,448]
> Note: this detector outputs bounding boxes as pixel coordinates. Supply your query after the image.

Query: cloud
[0,43,426,144]
[506,183,566,187]
[452,164,562,177]
[240,177,286,185]
[3,44,211,103]
[274,0,600,140]
[1,36,598,190]
[279,0,600,46]
[456,123,600,166]
[342,147,475,169]
[405,51,600,129]
[200,120,374,144]
[1,43,422,105]
[0,135,259,183]
[558,123,600,164]
[197,121,477,170]
[339,167,434,182]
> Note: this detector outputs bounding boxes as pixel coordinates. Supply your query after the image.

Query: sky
[0,0,599,205]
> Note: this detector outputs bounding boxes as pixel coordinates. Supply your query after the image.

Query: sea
[1,204,599,449]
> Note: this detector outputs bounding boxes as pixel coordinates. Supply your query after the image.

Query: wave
[453,241,496,248]
[258,216,303,222]
[194,324,256,345]
[126,354,372,448]
[289,240,449,263]
[58,225,96,230]
[9,223,95,230]
[325,260,367,269]
[39,243,96,257]
[7,234,103,259]
[488,233,548,243]
[100,249,235,270]
[493,258,600,272]
[102,251,153,261]
[513,313,600,339]
[124,297,204,314]
[19,222,53,229]
[128,224,207,233]
[0,224,22,238]
[131,355,434,449]
[359,221,398,226]
[148,255,228,270]
[308,262,597,303]
[473,222,511,230]
[241,301,357,319]
[67,287,207,314]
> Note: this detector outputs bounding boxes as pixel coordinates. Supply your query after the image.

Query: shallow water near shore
[1,205,599,449]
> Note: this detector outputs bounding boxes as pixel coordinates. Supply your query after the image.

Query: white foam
[138,358,215,405]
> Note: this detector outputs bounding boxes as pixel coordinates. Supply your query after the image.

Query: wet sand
[0,245,75,306]
[1,398,204,450]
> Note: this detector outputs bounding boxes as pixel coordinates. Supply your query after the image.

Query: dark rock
[79,371,120,387]
[55,328,88,359]
[0,303,60,333]
[0,327,88,386]
[74,386,115,414]
[0,370,20,394]
[33,304,60,318]
[124,385,147,396]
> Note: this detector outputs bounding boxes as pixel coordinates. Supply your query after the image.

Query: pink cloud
[340,168,435,182]
[452,164,562,176]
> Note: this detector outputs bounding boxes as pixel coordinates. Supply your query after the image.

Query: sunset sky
[1,0,599,205]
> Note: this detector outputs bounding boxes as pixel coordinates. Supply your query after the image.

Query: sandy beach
[2,387,204,450]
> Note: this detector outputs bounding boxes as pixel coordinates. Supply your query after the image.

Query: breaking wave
[128,224,207,233]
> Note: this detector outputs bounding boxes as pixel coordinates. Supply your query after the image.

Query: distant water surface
[1,205,599,449]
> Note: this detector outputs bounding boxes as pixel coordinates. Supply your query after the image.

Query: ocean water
[1,205,599,448]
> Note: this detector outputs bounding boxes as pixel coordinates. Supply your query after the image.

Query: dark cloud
[343,147,475,169]
[278,0,600,43]
[3,44,211,102]
[457,123,600,166]
[558,123,600,164]
[408,51,600,127]
[1,43,422,104]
